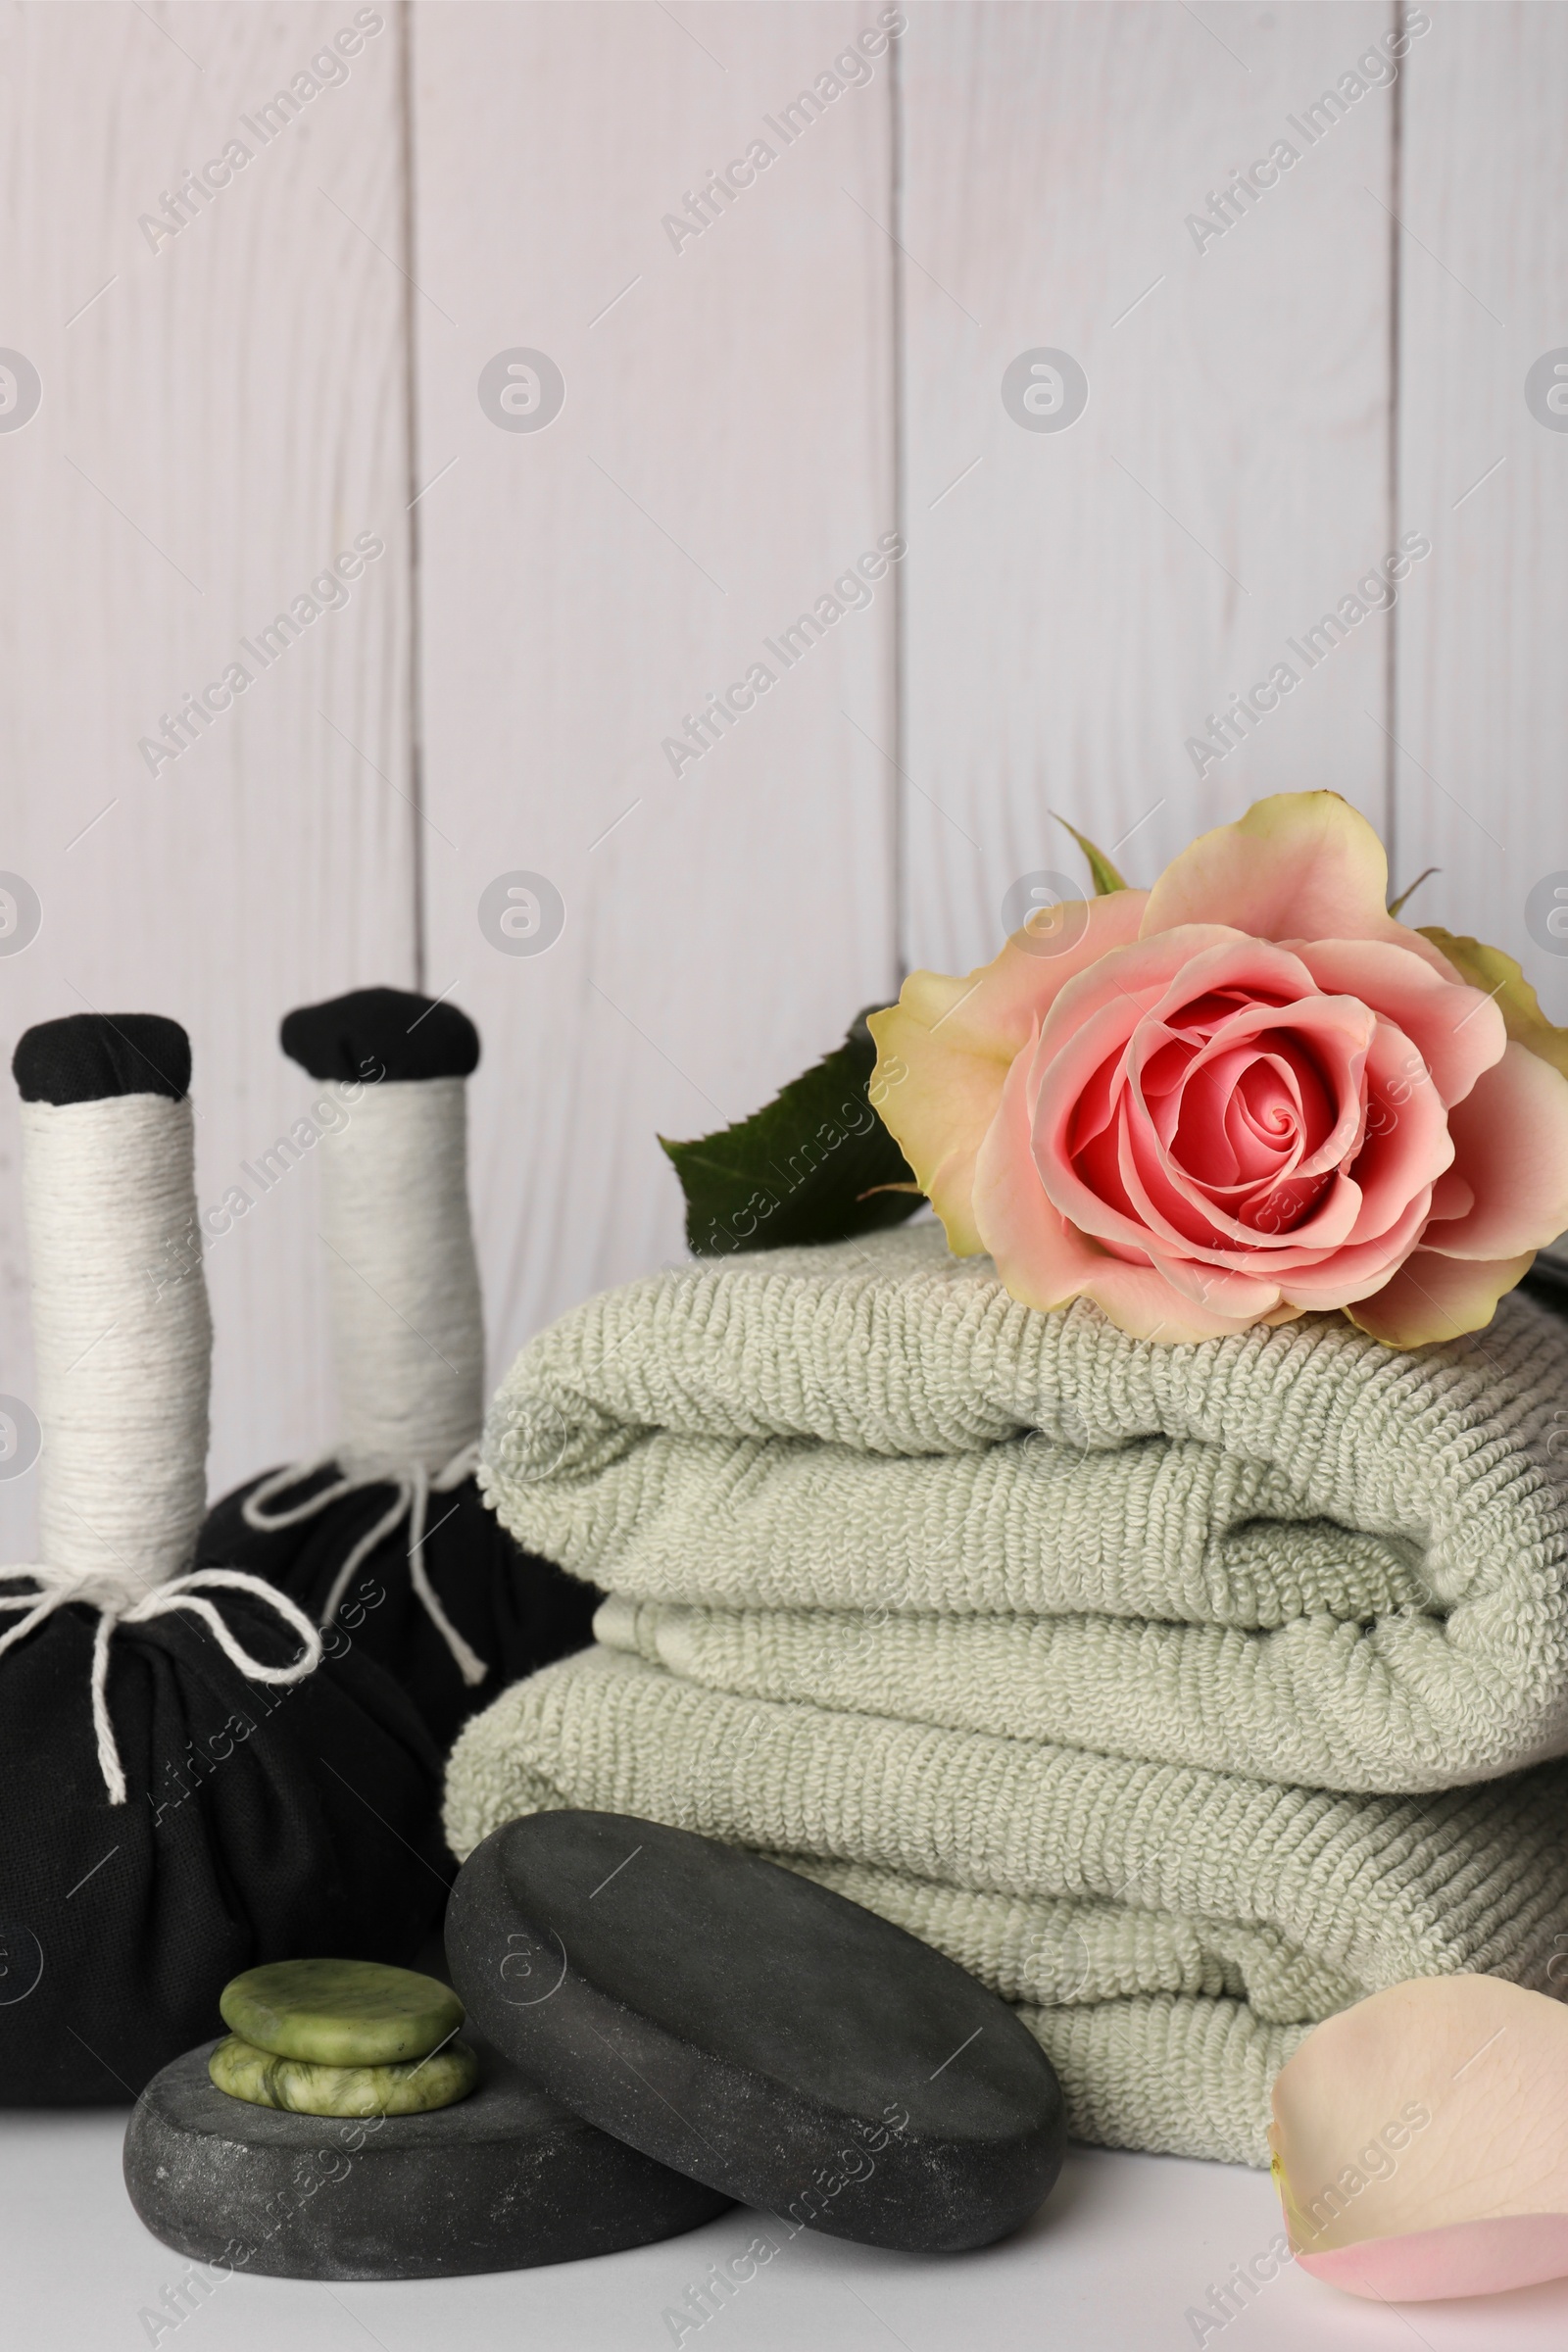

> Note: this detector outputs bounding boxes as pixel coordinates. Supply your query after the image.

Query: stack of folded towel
[444,1224,1568,2166]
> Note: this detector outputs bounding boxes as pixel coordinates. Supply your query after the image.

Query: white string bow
[0,1565,324,1805]
[241,1438,488,1688]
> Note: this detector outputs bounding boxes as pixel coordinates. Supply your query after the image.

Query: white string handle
[242,1439,488,1687]
[0,1567,323,1804]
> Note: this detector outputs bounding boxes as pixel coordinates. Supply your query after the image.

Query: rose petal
[1141,792,1456,975]
[1035,924,1262,1060]
[1116,1090,1237,1251]
[1170,1018,1352,1180]
[1419,926,1568,1082]
[1295,938,1507,1104]
[1429,1167,1474,1221]
[1270,1191,1433,1305]
[1271,1978,1568,2302]
[1344,1245,1536,1347]
[1219,1050,1327,1183]
[1141,1247,1287,1322]
[1113,1074,1361,1263]
[866,891,1148,1254]
[1033,933,1307,1252]
[1335,1017,1455,1247]
[1299,2215,1568,2303]
[1420,1044,1568,1260]
[1153,1002,1373,1233]
[1111,994,1375,1258]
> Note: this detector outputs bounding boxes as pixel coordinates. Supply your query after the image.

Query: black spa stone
[1523,1254,1568,1321]
[280,986,480,1086]
[124,2036,730,2280]
[447,1812,1067,2255]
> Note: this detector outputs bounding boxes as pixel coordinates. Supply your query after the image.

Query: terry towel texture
[448,1225,1568,2164]
[445,1646,1568,2166]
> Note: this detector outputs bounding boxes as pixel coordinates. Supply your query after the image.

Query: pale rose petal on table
[1344,1244,1536,1346]
[1271,1978,1568,2302]
[866,891,1148,1255]
[1295,937,1507,1102]
[1300,2215,1568,2303]
[1141,791,1455,975]
[1419,1044,1568,1259]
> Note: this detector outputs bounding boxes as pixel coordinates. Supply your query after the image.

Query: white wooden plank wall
[2,1,1564,1558]
[1395,1,1568,1021]
[898,0,1399,977]
[408,1,900,1390]
[0,0,416,1559]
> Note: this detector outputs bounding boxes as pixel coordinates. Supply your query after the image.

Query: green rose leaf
[661,1008,924,1257]
[1052,811,1128,897]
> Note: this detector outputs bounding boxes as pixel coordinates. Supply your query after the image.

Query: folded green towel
[443,1645,1568,2166]
[479,1226,1568,1792]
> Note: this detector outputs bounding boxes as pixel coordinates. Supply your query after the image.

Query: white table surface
[9,2115,1567,2351]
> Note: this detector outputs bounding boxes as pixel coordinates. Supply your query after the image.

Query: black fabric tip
[13,1012,191,1104]
[280,988,480,1084]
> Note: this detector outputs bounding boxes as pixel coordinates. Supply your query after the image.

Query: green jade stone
[209,2034,478,2118]
[220,1959,465,2067]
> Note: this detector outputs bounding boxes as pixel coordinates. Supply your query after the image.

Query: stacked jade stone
[210,1961,476,2119]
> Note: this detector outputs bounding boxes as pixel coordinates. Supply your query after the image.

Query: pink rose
[867,794,1568,1344]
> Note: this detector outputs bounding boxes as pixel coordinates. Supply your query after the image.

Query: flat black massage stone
[447,1812,1067,2253]
[123,2036,730,2279]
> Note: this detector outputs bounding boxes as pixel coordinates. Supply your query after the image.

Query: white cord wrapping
[14,1088,324,1800]
[242,1439,488,1686]
[21,1095,211,1583]
[0,1567,322,1804]
[239,1071,491,1686]
[318,1077,485,1480]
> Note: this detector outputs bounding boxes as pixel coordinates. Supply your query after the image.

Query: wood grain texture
[408,0,900,1389]
[4,0,1562,1583]
[897,0,1398,978]
[1394,1,1568,1018]
[0,0,416,1557]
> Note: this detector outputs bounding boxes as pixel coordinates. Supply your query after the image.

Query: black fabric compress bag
[0,1586,449,2104]
[2,1012,450,2106]
[196,1469,595,1751]
[194,988,598,1755]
